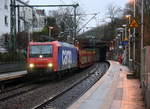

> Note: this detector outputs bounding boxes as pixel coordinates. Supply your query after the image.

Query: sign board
[119,42,122,45]
[122,41,128,45]
[129,19,138,28]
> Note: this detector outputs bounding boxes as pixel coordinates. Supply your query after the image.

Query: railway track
[33,62,109,109]
[0,63,96,101]
[0,62,109,109]
[0,78,51,102]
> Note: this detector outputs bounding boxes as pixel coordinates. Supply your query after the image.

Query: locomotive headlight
[29,63,34,68]
[39,55,43,58]
[48,63,53,67]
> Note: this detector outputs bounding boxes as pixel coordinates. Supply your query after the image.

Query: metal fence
[0,51,26,73]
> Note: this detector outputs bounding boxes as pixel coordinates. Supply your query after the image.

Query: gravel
[39,62,109,109]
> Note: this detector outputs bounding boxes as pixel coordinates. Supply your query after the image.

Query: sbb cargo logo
[62,50,72,65]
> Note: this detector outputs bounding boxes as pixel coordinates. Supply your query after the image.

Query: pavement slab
[68,61,146,109]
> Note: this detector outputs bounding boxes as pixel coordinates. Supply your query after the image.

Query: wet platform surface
[0,71,27,81]
[68,61,145,109]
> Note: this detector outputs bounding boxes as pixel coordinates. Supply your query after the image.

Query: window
[5,16,8,26]
[4,4,8,9]
[29,45,53,57]
[4,0,8,9]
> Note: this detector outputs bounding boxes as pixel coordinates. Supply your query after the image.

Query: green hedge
[0,51,26,63]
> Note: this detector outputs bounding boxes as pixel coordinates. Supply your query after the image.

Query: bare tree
[106,3,123,22]
[48,6,85,41]
[105,3,123,39]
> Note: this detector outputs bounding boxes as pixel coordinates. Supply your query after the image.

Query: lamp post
[133,0,136,62]
[125,15,132,62]
[49,26,54,37]
[140,0,144,82]
[122,24,128,65]
[125,14,134,69]
[122,24,127,41]
[141,0,144,51]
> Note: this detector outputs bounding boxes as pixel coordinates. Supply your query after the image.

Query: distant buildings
[0,0,46,52]
[0,0,10,37]
[16,0,33,32]
[0,0,11,52]
[33,9,46,32]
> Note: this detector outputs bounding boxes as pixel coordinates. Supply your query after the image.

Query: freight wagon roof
[76,38,107,48]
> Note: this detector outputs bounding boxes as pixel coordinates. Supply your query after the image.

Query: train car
[27,41,78,75]
[78,49,96,68]
[0,38,108,82]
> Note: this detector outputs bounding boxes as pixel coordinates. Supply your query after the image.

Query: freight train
[27,40,107,77]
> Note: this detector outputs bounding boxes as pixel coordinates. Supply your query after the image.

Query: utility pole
[10,0,16,52]
[141,0,144,51]
[141,0,144,81]
[73,4,79,43]
[10,3,79,48]
[133,0,136,62]
[128,17,131,62]
[17,6,20,32]
[122,24,128,65]
[124,26,127,58]
[125,15,132,65]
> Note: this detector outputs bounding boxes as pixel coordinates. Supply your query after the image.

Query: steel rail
[33,63,106,109]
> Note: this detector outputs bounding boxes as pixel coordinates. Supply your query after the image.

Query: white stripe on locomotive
[62,50,72,65]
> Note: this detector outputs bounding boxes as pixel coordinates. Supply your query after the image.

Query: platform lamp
[125,15,132,60]
[122,24,128,65]
[126,15,134,69]
[49,26,54,37]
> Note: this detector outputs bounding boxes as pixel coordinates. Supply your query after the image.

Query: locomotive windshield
[29,45,53,58]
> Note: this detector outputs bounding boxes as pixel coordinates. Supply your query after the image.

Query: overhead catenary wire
[77,13,100,33]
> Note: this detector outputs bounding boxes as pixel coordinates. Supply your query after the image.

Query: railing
[0,52,26,73]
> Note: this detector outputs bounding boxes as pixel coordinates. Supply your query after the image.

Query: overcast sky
[26,0,128,30]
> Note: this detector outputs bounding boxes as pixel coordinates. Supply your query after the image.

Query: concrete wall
[0,0,33,38]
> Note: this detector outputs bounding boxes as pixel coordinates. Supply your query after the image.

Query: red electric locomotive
[27,41,78,75]
[26,40,106,77]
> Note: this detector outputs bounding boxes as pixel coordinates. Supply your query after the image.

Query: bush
[0,51,26,63]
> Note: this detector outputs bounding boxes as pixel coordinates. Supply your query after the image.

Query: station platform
[68,61,145,109]
[0,71,27,82]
